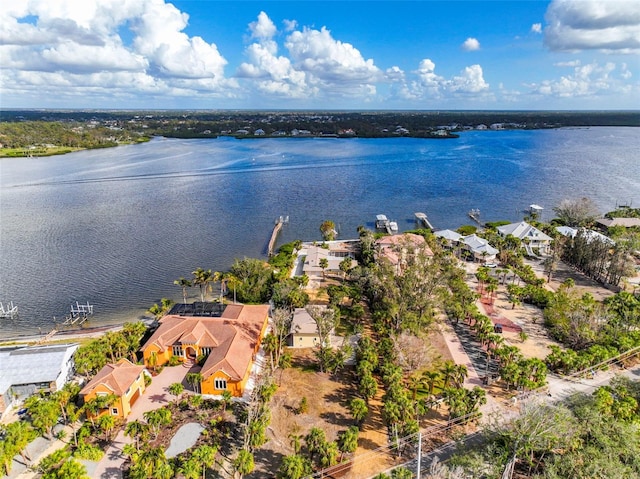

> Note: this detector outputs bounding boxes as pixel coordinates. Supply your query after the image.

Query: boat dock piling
[62,301,94,325]
[414,212,434,231]
[0,301,18,319]
[268,215,289,256]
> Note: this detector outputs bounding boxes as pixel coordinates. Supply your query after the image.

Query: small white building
[0,344,79,417]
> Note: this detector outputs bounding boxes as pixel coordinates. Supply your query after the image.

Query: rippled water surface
[1,128,638,335]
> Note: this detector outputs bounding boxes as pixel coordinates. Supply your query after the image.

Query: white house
[497,221,552,253]
[0,344,79,417]
[434,229,463,248]
[461,234,499,262]
[556,226,615,245]
[302,244,356,282]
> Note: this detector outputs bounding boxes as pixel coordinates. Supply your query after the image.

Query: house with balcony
[497,221,552,254]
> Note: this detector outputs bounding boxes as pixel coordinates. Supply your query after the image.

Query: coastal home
[375,233,433,274]
[0,344,78,417]
[302,242,357,282]
[434,229,463,248]
[288,307,330,348]
[556,226,578,238]
[497,221,552,254]
[141,304,270,397]
[79,358,148,419]
[556,226,615,245]
[461,234,499,262]
[596,217,640,230]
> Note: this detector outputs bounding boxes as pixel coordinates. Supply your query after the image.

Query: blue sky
[1,0,638,110]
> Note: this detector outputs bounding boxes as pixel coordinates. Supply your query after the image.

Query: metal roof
[0,344,78,394]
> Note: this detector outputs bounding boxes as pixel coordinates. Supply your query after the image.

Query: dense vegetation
[1,110,638,156]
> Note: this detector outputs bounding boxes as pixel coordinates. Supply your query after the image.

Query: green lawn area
[0,146,82,157]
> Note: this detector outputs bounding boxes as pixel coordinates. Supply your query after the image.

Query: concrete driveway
[87,364,190,479]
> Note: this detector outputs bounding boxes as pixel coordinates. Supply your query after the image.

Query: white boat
[389,221,399,232]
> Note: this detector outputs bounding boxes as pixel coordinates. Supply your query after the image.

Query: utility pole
[416,431,422,479]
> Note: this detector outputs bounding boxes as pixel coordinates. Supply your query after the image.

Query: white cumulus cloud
[529,61,632,98]
[0,0,234,105]
[544,0,640,53]
[462,37,481,51]
[531,23,542,34]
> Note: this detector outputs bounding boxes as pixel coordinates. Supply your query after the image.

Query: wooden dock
[414,212,434,231]
[468,208,484,226]
[268,216,288,256]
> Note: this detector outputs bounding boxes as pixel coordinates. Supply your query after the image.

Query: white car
[483,262,497,268]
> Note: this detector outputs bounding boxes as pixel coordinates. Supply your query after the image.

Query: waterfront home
[0,344,78,417]
[80,358,148,419]
[556,226,615,245]
[596,217,640,229]
[302,243,357,282]
[375,233,433,274]
[461,234,499,262]
[141,304,269,397]
[434,229,463,248]
[288,307,330,348]
[497,221,552,254]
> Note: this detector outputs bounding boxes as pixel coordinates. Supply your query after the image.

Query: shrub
[73,441,104,461]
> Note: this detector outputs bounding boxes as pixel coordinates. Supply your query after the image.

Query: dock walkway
[267,216,288,256]
[414,212,434,231]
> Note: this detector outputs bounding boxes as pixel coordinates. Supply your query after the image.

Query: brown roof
[142,304,270,381]
[596,217,640,228]
[375,233,433,266]
[80,358,145,397]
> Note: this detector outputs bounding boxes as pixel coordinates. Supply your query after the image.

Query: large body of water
[1,127,639,336]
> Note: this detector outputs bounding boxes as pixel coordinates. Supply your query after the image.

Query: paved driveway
[87,365,189,479]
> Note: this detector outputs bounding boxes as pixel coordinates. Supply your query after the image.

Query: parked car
[483,262,497,268]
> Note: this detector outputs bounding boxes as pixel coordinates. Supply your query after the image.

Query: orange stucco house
[141,304,270,397]
[79,358,148,419]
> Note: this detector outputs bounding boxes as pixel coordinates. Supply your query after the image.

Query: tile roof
[142,304,269,381]
[80,358,145,396]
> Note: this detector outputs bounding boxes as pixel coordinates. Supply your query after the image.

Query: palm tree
[337,426,359,460]
[125,420,150,450]
[192,444,217,479]
[348,398,369,427]
[439,361,457,389]
[192,267,213,302]
[319,257,329,281]
[186,372,203,393]
[174,277,192,303]
[288,433,303,454]
[178,458,201,479]
[452,364,468,388]
[278,454,312,479]
[233,449,254,479]
[97,414,116,441]
[144,407,172,439]
[168,382,184,399]
[421,370,441,396]
[223,272,240,304]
